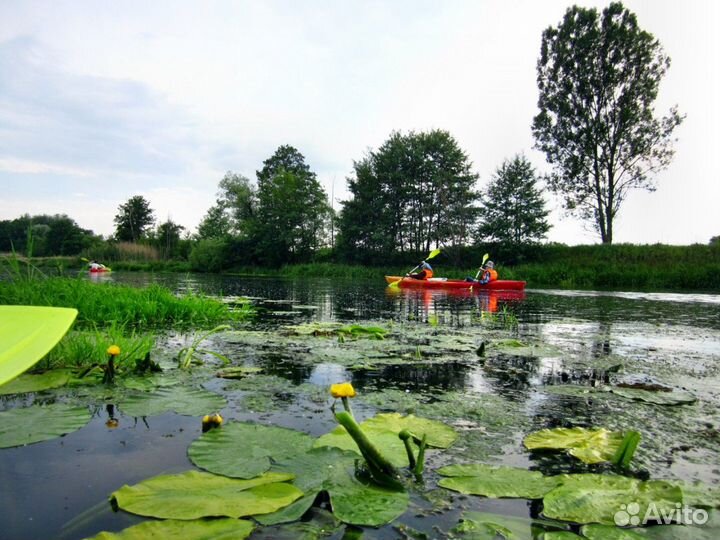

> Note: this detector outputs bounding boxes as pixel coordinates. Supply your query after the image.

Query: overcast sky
[1,0,717,245]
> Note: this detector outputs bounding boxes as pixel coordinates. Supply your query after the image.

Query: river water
[1,273,719,539]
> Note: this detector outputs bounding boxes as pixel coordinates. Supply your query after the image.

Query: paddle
[469,253,490,292]
[389,248,441,288]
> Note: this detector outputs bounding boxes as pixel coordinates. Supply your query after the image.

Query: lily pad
[111,470,302,519]
[88,518,254,539]
[361,413,458,448]
[0,403,91,448]
[0,305,78,386]
[0,369,71,395]
[118,387,227,417]
[437,463,563,499]
[609,387,697,406]
[189,421,314,478]
[580,524,646,539]
[542,474,683,525]
[215,366,262,379]
[451,511,569,538]
[327,465,410,527]
[523,427,625,464]
[315,413,456,467]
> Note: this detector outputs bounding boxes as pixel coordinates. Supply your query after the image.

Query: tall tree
[338,130,478,257]
[254,145,331,264]
[154,219,186,259]
[477,155,551,245]
[532,2,684,244]
[114,195,156,242]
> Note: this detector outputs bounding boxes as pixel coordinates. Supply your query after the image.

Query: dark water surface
[1,273,719,539]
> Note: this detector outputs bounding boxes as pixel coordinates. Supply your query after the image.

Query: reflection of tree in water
[481,354,541,398]
[253,352,315,384]
[351,361,471,393]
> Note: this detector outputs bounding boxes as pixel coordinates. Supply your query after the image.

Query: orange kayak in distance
[385,276,526,291]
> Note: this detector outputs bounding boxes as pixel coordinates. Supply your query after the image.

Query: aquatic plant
[0,277,244,328]
[177,325,232,369]
[102,344,121,384]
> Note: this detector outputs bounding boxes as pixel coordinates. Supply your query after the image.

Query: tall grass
[38,324,156,371]
[0,276,247,328]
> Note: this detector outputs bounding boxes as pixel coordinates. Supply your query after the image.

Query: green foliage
[338,130,478,259]
[254,145,332,265]
[113,195,156,242]
[477,155,550,245]
[149,219,186,259]
[177,325,232,369]
[189,238,230,272]
[39,324,155,370]
[533,2,684,244]
[0,214,97,256]
[0,277,241,328]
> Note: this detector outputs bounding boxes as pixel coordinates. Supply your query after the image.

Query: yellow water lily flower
[202,413,223,432]
[330,382,356,399]
[107,345,121,356]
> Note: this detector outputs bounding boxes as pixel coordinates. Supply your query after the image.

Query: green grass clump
[0,276,247,328]
[38,324,155,371]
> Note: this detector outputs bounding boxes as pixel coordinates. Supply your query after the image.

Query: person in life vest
[408,260,434,280]
[88,260,106,271]
[466,261,498,284]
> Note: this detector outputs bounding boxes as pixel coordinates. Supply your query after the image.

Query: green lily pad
[88,518,255,539]
[314,413,456,467]
[256,447,359,525]
[490,339,562,357]
[118,387,227,417]
[0,305,77,386]
[609,387,697,406]
[0,369,71,395]
[542,474,683,525]
[523,427,625,464]
[437,463,563,499]
[0,403,91,448]
[327,465,409,527]
[580,524,646,539]
[111,470,302,519]
[451,510,569,538]
[362,413,458,448]
[189,421,314,478]
[215,366,263,379]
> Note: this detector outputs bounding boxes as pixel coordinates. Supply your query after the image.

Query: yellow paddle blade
[482,253,489,265]
[427,248,442,260]
[0,306,78,386]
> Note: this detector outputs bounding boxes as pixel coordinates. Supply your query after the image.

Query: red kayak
[89,267,111,273]
[385,275,526,291]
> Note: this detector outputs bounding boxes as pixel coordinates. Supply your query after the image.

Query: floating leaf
[580,524,646,539]
[88,518,254,539]
[189,421,314,478]
[0,369,70,395]
[0,306,77,386]
[327,465,409,527]
[257,447,359,525]
[609,387,697,406]
[451,511,569,538]
[314,413,456,467]
[216,366,262,379]
[0,403,91,448]
[118,387,226,417]
[361,413,457,448]
[542,474,683,525]
[523,427,626,464]
[437,463,562,499]
[111,470,302,520]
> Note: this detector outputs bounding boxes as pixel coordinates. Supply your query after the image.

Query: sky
[0,0,718,245]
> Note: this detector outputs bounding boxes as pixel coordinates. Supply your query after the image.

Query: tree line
[2,3,697,267]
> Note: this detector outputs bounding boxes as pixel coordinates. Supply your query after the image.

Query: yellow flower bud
[330,382,356,399]
[107,345,121,356]
[202,413,223,432]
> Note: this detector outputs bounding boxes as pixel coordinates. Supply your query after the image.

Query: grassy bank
[0,276,246,328]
